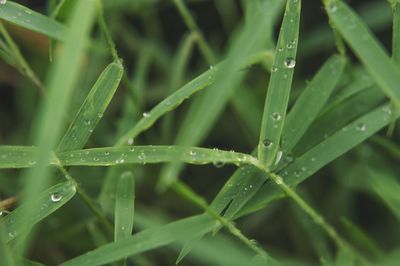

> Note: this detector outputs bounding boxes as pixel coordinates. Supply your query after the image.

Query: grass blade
[366,168,400,222]
[114,171,135,241]
[283,55,346,151]
[258,0,301,167]
[159,0,283,188]
[0,146,43,168]
[391,0,400,62]
[58,146,255,167]
[325,0,400,108]
[57,62,123,151]
[60,215,217,266]
[241,102,398,216]
[1,181,76,243]
[0,1,65,40]
[16,0,96,254]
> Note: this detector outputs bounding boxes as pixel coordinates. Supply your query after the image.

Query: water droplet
[8,232,15,238]
[0,211,3,216]
[275,150,283,165]
[356,123,367,132]
[382,106,392,116]
[294,170,301,177]
[0,0,7,5]
[263,139,273,148]
[142,112,150,118]
[284,57,296,69]
[271,66,278,72]
[51,193,62,202]
[189,150,197,156]
[97,112,103,118]
[104,151,110,156]
[115,159,125,164]
[287,40,296,49]
[138,152,146,163]
[127,138,134,145]
[213,161,225,168]
[28,160,36,166]
[278,47,283,52]
[25,9,32,14]
[84,119,91,126]
[209,65,214,69]
[93,157,99,161]
[272,112,281,121]
[310,157,316,162]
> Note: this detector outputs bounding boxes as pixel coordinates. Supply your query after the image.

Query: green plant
[0,0,400,265]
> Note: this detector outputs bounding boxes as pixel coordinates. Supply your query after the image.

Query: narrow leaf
[258,0,301,167]
[57,62,124,151]
[1,182,76,243]
[115,171,135,241]
[0,1,65,40]
[325,0,400,108]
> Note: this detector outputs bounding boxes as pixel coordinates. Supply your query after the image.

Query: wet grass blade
[58,146,255,167]
[57,62,123,151]
[0,146,42,168]
[240,102,399,216]
[115,171,135,241]
[60,215,217,266]
[0,1,65,40]
[258,0,301,167]
[283,55,346,152]
[1,181,76,243]
[325,0,400,108]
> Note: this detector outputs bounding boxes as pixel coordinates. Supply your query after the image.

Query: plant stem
[173,0,216,65]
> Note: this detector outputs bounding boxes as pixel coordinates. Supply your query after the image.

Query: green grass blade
[16,0,96,254]
[1,181,76,243]
[241,102,398,216]
[60,215,217,266]
[115,171,135,241]
[325,0,400,108]
[0,1,65,40]
[0,231,15,266]
[391,0,400,62]
[159,0,283,189]
[0,146,42,168]
[283,55,346,151]
[340,217,384,259]
[57,62,123,151]
[58,146,255,167]
[366,168,400,222]
[258,0,301,167]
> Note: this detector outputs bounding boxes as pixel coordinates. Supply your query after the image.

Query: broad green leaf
[258,0,301,167]
[115,171,135,241]
[0,1,65,40]
[325,0,400,108]
[16,0,96,254]
[60,214,217,266]
[1,182,76,243]
[58,146,256,167]
[57,62,124,151]
[283,55,346,151]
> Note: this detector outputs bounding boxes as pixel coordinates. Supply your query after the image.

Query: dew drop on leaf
[272,112,282,121]
[284,58,296,69]
[262,139,273,148]
[213,161,225,168]
[51,193,62,202]
[356,123,367,132]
